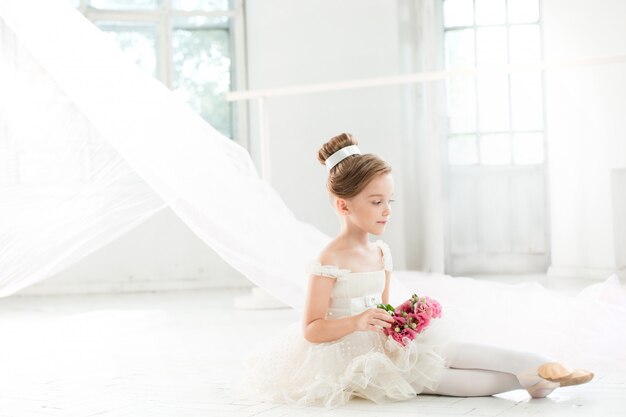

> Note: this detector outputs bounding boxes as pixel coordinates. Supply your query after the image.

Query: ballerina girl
[240,132,593,408]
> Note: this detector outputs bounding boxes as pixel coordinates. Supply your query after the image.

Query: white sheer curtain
[0,0,330,309]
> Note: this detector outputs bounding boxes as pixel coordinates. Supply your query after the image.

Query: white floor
[0,275,624,417]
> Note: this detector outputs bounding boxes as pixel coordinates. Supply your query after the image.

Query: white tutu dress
[239,240,460,409]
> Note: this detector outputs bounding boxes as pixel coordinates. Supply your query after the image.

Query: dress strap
[374,239,393,272]
[305,260,350,280]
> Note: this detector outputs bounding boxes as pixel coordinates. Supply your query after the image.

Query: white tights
[420,342,556,397]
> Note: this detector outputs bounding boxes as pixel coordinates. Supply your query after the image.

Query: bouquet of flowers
[376,294,443,346]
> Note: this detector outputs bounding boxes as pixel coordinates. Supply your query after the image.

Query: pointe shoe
[517,362,594,399]
[538,362,594,386]
[559,369,594,387]
[537,362,574,382]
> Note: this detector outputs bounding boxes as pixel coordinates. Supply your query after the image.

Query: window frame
[76,0,249,146]
[442,0,546,167]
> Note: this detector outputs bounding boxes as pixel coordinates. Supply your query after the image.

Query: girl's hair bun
[316,133,358,166]
[316,133,391,199]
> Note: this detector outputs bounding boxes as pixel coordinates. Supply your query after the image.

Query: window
[75,0,244,139]
[443,0,544,165]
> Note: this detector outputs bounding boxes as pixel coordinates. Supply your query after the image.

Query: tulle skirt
[238,315,460,409]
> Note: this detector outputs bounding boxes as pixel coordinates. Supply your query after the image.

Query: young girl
[240,133,593,409]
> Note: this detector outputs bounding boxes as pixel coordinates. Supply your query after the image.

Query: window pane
[445,29,475,133]
[445,29,474,69]
[172,16,232,137]
[509,25,541,63]
[507,0,539,24]
[443,0,473,28]
[510,72,543,130]
[90,0,159,9]
[513,132,543,164]
[172,0,230,11]
[96,22,158,78]
[477,73,509,131]
[475,0,505,25]
[449,135,478,165]
[477,26,507,66]
[447,77,476,133]
[480,134,511,165]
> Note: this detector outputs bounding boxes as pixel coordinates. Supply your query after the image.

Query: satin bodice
[305,240,392,319]
[325,270,386,318]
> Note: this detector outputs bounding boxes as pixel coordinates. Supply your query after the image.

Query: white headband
[325,145,361,172]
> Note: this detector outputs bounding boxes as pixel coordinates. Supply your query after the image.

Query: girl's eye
[373,200,395,205]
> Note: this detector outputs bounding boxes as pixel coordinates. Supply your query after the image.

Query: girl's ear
[336,198,349,215]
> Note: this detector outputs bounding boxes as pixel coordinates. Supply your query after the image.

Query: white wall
[245,0,407,264]
[543,0,626,279]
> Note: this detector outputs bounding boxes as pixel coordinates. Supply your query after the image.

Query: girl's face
[337,173,395,235]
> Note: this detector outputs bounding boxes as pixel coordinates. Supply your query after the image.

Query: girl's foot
[516,362,594,399]
[516,368,560,398]
[524,379,561,399]
[558,368,594,387]
[538,362,594,386]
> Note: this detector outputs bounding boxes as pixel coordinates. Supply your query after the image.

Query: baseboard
[547,265,620,281]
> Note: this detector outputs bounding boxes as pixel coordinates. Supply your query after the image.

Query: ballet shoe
[558,369,594,387]
[516,362,594,399]
[537,362,574,382]
[538,362,594,386]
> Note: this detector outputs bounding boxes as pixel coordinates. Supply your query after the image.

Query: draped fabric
[1,0,625,372]
[0,0,329,308]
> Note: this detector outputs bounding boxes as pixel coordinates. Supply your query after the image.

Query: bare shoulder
[319,238,386,272]
[317,244,340,265]
[317,239,350,266]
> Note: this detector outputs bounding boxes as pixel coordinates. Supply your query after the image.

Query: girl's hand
[354,308,395,333]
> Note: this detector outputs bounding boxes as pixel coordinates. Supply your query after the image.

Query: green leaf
[376,303,395,313]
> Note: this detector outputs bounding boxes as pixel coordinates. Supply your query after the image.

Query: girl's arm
[302,273,395,342]
[301,274,356,343]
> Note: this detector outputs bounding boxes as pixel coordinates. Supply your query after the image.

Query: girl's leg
[432,341,562,398]
[420,368,521,396]
[444,342,556,375]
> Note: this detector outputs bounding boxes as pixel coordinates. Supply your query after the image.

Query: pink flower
[391,331,404,345]
[395,300,413,315]
[416,311,431,332]
[414,298,432,315]
[429,300,442,318]
[402,327,416,338]
[378,293,443,347]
